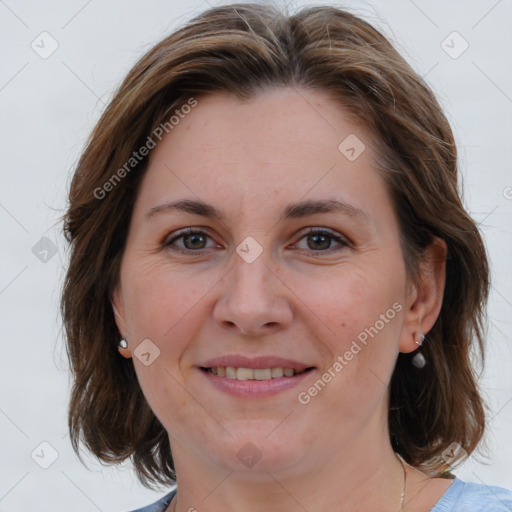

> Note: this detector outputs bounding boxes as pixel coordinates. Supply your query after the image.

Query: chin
[205,420,308,477]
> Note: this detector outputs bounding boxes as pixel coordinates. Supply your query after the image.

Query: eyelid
[296,226,350,242]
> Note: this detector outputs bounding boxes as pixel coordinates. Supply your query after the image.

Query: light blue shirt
[431,479,512,511]
[129,479,512,511]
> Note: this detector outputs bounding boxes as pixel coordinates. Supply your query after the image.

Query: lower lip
[199,368,315,398]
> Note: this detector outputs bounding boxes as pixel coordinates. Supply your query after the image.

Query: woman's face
[113,87,435,477]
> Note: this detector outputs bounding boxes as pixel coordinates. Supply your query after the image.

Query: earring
[118,339,128,349]
[412,334,426,368]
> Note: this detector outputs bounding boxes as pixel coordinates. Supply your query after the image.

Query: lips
[199,355,316,397]
[198,355,315,387]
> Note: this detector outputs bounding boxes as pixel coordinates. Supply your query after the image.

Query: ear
[399,237,447,353]
[111,284,132,359]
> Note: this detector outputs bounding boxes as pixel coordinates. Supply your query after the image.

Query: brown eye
[294,228,349,254]
[181,232,208,250]
[164,229,218,254]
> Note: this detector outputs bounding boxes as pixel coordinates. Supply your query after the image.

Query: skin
[112,87,451,512]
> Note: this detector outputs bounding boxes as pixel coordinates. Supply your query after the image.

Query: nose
[212,248,293,337]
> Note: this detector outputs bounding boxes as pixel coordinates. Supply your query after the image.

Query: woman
[61,3,512,511]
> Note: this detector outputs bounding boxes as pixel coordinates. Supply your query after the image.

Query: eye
[292,228,349,254]
[163,227,350,256]
[163,228,219,254]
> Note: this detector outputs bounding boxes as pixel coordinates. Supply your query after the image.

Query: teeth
[254,368,272,380]
[208,366,304,380]
[271,367,284,378]
[236,367,253,380]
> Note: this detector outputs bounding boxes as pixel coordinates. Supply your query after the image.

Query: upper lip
[199,355,314,372]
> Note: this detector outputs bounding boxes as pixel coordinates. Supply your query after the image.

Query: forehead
[133,87,392,226]
[151,87,373,166]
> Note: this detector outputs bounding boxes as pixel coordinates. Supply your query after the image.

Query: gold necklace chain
[170,454,407,512]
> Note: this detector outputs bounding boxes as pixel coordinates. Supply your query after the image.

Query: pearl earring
[118,339,128,349]
[412,334,426,368]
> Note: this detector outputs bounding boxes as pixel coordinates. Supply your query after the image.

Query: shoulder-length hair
[61,2,489,487]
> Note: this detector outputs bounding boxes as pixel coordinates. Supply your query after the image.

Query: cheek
[134,361,203,447]
[297,280,403,433]
[296,266,403,353]
[122,261,217,415]
[121,258,213,342]
[292,266,404,419]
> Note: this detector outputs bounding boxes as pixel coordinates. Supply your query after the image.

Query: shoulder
[432,478,512,511]
[127,489,176,512]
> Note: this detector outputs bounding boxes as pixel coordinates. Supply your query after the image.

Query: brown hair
[61,2,489,487]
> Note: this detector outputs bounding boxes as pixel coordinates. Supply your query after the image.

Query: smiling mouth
[200,366,315,381]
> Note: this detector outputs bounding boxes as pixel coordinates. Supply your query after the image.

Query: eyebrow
[145,198,368,222]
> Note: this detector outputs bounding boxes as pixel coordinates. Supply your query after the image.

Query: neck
[169,429,405,512]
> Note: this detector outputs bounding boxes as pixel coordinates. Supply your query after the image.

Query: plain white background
[0,0,511,510]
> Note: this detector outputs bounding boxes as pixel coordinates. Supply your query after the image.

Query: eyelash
[163,227,350,256]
